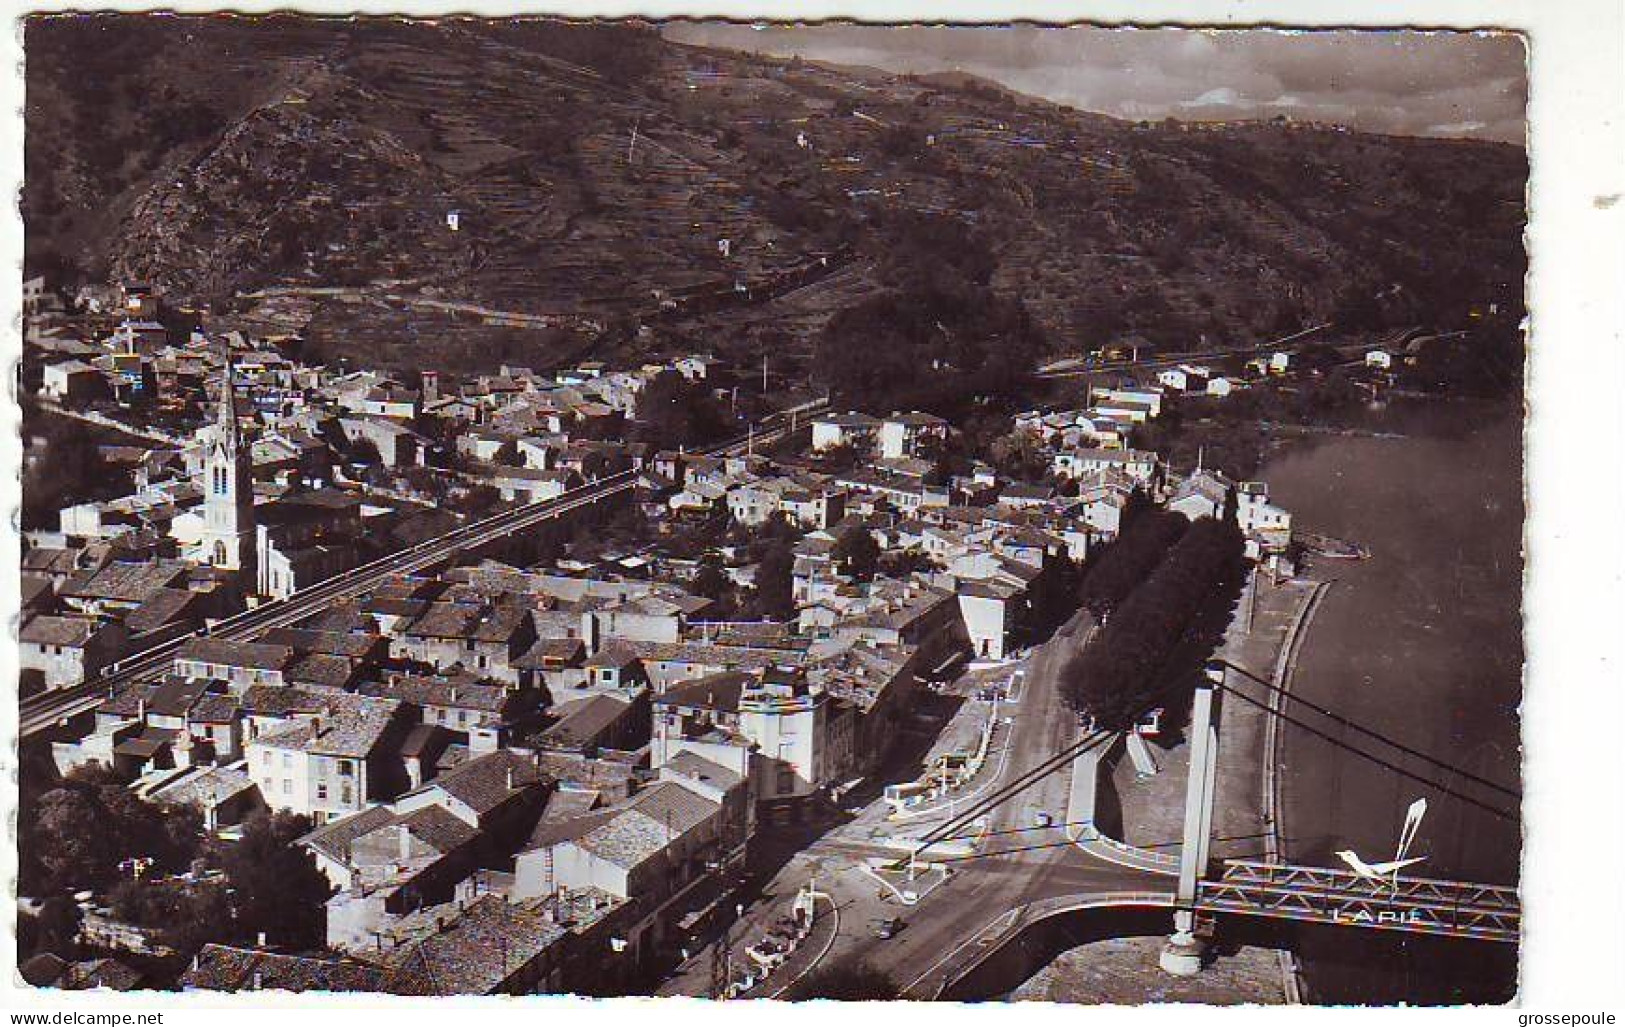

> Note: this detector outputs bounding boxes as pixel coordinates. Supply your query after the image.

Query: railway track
[18,401,826,740]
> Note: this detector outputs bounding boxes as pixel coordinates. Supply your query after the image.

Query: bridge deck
[1197,860,1520,944]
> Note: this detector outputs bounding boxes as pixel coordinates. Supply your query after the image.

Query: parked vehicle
[872,917,906,939]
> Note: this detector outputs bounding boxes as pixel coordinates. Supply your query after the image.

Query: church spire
[216,349,239,442]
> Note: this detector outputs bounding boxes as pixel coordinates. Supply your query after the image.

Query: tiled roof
[125,588,204,634]
[60,560,186,602]
[149,764,256,809]
[260,627,382,659]
[382,896,566,995]
[356,676,512,715]
[407,750,544,817]
[512,636,585,669]
[179,944,388,993]
[575,781,720,869]
[524,808,618,851]
[20,615,106,647]
[189,693,240,724]
[287,653,356,690]
[57,958,144,991]
[251,695,401,758]
[538,785,601,823]
[662,750,742,790]
[239,684,328,717]
[538,694,632,750]
[178,638,294,672]
[652,670,752,713]
[351,805,478,863]
[298,806,396,865]
[146,679,210,719]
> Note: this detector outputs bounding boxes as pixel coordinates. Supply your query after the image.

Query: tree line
[1077,497,1188,620]
[1060,516,1246,729]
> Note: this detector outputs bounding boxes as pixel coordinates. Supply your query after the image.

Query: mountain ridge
[24,15,1527,377]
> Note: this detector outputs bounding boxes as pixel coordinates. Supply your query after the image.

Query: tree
[31,896,82,960]
[108,878,235,956]
[989,430,1047,483]
[1061,517,1246,728]
[28,787,117,894]
[832,525,881,583]
[793,957,902,1001]
[634,370,730,449]
[816,442,860,472]
[1078,510,1190,619]
[691,554,730,602]
[22,769,202,896]
[219,812,332,949]
[752,542,796,622]
[814,282,1046,414]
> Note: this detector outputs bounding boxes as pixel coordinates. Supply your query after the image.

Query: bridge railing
[1197,860,1520,944]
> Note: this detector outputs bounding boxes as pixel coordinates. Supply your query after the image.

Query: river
[1261,402,1524,1004]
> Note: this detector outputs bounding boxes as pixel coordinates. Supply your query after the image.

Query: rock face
[24,15,1527,376]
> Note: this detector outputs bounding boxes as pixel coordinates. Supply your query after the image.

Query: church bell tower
[199,353,257,583]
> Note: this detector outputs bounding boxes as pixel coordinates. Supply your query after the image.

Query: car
[872,917,906,939]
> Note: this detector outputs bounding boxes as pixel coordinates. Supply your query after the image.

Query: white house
[40,360,105,403]
[1157,365,1211,394]
[1236,481,1293,550]
[1052,448,1158,484]
[879,412,948,460]
[245,695,407,825]
[19,615,129,688]
[1089,386,1164,417]
[811,412,881,453]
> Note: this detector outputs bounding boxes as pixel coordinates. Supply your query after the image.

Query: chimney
[506,766,515,791]
[252,971,263,990]
[256,931,267,948]
[398,823,412,861]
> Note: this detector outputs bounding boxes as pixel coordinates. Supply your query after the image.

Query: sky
[661,24,1527,144]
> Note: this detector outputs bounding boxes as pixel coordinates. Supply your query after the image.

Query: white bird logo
[1336,798,1429,886]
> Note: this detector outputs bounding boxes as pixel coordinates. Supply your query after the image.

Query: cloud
[1180,87,1240,109]
[661,23,1527,144]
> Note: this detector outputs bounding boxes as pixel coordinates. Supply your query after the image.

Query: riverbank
[1261,410,1523,1004]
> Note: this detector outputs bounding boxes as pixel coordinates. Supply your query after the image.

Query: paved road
[655,608,1176,1000]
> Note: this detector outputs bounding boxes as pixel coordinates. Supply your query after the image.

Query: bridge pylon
[1160,660,1224,976]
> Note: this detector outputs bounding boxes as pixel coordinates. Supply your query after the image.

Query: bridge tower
[1160,660,1224,976]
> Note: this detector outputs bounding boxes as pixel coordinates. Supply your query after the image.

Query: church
[171,353,366,601]
[188,354,258,585]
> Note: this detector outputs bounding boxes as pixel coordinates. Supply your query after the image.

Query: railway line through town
[17,400,827,740]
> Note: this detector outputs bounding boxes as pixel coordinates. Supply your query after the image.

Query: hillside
[23,15,1527,379]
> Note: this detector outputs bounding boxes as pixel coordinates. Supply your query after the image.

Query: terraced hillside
[24,15,1526,377]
